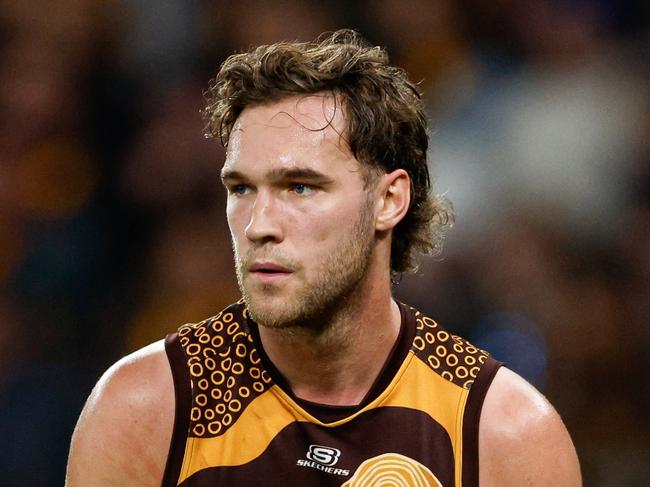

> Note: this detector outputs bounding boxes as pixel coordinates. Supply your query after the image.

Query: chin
[247,303,298,329]
[242,288,295,328]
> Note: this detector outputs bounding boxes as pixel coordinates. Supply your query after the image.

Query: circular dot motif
[422,317,438,329]
[412,318,491,389]
[208,421,221,435]
[177,304,274,438]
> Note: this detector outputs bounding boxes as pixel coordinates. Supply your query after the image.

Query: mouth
[248,261,294,283]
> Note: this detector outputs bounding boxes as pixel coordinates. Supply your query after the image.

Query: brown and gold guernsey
[163,300,501,487]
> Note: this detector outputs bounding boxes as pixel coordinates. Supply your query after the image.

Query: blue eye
[232,184,250,195]
[291,183,312,195]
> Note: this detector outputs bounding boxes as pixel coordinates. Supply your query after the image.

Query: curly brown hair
[204,29,453,274]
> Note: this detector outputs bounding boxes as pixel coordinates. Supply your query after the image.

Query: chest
[178,404,455,486]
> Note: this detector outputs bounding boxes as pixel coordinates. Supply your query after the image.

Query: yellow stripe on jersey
[373,352,469,485]
[180,385,303,482]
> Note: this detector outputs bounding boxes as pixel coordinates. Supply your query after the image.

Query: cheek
[295,200,363,247]
[226,202,247,244]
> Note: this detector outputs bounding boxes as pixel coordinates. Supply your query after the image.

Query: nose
[244,191,284,244]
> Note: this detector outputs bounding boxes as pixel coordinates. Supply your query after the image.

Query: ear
[375,169,410,232]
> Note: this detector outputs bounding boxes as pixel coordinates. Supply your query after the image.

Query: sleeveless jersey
[163,300,501,487]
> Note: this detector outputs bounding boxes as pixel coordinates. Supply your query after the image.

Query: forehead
[223,94,359,175]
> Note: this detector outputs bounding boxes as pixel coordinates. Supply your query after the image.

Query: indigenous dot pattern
[410,307,490,390]
[176,301,272,438]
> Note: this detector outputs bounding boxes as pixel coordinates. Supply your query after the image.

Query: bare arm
[66,340,175,487]
[479,367,582,486]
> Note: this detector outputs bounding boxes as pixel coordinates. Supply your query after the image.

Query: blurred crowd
[0,0,647,485]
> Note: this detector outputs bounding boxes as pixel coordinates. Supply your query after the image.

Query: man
[67,30,581,486]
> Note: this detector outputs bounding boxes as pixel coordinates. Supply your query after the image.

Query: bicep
[478,368,582,486]
[66,342,174,487]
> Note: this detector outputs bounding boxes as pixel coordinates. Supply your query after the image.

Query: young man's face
[222,94,378,329]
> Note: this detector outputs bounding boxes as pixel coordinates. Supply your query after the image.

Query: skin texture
[66,94,582,486]
[226,101,378,331]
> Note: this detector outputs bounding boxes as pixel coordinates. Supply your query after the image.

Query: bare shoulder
[479,367,582,487]
[66,340,175,487]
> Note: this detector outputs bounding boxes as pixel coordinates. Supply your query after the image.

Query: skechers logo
[296,444,350,476]
[306,445,341,466]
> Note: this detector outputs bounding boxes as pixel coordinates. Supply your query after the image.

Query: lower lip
[249,271,293,284]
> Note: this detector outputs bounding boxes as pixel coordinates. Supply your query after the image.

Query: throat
[264,324,369,405]
[251,300,407,409]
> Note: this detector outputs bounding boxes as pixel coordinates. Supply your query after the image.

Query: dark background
[0,0,648,485]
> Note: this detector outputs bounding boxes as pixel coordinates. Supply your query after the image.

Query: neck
[256,261,401,406]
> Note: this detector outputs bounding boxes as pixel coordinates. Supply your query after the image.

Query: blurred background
[0,0,647,485]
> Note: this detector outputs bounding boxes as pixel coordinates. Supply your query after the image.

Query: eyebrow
[221,167,335,185]
[220,169,246,182]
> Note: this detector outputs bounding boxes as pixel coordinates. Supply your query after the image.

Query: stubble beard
[233,200,375,332]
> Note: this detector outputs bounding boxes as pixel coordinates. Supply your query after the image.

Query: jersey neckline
[244,301,417,423]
